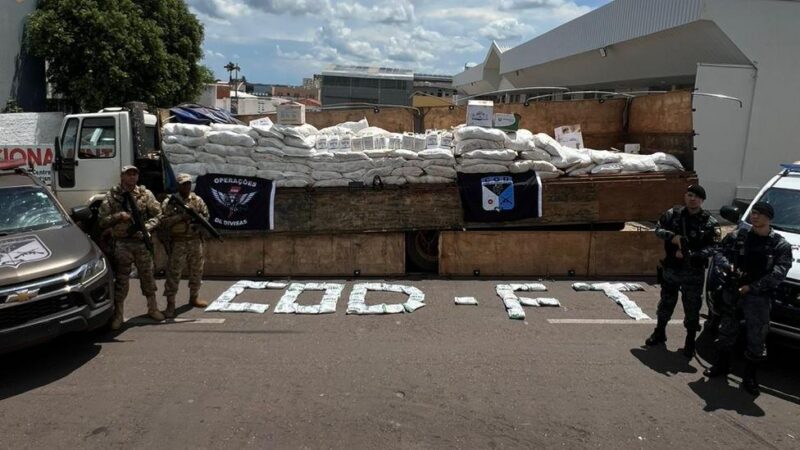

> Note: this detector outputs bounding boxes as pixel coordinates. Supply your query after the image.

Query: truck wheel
[406,231,439,273]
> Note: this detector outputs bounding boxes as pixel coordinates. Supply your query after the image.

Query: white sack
[277,179,310,187]
[455,139,503,155]
[313,179,351,187]
[424,165,457,178]
[205,163,257,177]
[454,126,506,142]
[462,149,518,161]
[255,161,311,173]
[173,163,207,176]
[196,152,226,164]
[518,147,553,161]
[456,164,510,173]
[203,143,252,158]
[591,163,623,175]
[504,129,534,151]
[391,166,424,177]
[405,175,453,184]
[226,156,255,166]
[166,152,196,164]
[651,152,684,170]
[589,149,622,165]
[532,133,563,156]
[207,131,256,147]
[509,160,559,174]
[162,143,195,155]
[163,134,207,147]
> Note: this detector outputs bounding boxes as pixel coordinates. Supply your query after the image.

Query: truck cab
[718,163,800,342]
[51,103,164,213]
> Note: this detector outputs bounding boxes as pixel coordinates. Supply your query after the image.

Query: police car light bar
[780,163,800,174]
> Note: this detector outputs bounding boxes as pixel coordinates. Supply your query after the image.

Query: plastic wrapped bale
[205,163,257,177]
[163,143,196,155]
[459,158,513,167]
[210,123,260,139]
[406,175,453,184]
[313,179,351,187]
[255,161,312,174]
[226,156,256,166]
[195,152,226,164]
[173,163,207,176]
[203,143,253,158]
[391,166,424,177]
[651,152,684,170]
[619,153,658,173]
[591,163,623,175]
[588,149,622,165]
[518,146,553,161]
[312,170,344,181]
[257,137,285,149]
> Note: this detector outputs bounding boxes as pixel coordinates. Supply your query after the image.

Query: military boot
[645,320,668,346]
[163,296,176,319]
[110,299,125,331]
[682,331,697,358]
[147,296,165,321]
[703,351,731,378]
[742,361,760,395]
[189,294,209,308]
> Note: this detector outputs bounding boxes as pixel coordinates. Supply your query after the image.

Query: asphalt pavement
[1,278,798,449]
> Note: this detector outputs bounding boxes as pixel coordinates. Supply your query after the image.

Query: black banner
[457,170,542,222]
[195,173,275,231]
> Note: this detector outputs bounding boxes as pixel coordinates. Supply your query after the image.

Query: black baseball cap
[687,184,706,200]
[751,201,775,220]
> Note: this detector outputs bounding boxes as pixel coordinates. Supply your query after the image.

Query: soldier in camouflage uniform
[646,185,720,357]
[160,173,210,318]
[704,202,792,395]
[98,165,164,330]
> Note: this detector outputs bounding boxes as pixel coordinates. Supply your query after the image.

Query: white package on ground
[571,282,649,320]
[454,297,479,305]
[346,283,426,315]
[274,282,344,314]
[496,283,549,320]
[205,280,288,313]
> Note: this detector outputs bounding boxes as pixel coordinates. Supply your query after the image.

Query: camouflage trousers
[657,266,705,331]
[716,290,771,361]
[113,240,157,302]
[164,239,205,298]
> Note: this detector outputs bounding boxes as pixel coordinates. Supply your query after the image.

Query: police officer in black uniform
[646,185,720,357]
[704,202,792,395]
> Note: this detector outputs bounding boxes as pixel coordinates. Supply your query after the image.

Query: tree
[26,0,205,111]
[199,65,218,84]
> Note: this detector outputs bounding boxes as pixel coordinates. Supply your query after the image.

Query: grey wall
[1,0,46,112]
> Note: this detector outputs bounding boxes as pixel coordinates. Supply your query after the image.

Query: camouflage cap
[177,173,192,184]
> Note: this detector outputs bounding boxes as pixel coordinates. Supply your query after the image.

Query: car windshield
[746,187,800,233]
[0,186,68,235]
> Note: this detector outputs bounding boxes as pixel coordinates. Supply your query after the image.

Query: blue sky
[188,0,611,85]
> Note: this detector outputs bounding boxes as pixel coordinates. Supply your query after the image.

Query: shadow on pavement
[687,377,765,416]
[630,346,699,376]
[0,334,101,401]
[693,325,800,408]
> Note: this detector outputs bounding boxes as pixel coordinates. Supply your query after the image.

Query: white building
[453,0,800,210]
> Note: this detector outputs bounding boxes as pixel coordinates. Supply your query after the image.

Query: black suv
[0,161,113,354]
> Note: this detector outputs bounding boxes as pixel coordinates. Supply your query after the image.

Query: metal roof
[501,0,705,74]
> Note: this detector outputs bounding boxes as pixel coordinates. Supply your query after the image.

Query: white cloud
[479,18,533,41]
[335,0,415,24]
[193,0,608,82]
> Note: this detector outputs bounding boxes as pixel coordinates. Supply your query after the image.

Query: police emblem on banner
[457,171,542,222]
[481,176,515,212]
[195,174,275,231]
[0,235,52,269]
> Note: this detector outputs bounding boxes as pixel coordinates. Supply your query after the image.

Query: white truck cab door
[54,113,123,210]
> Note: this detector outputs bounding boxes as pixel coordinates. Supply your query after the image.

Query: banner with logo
[456,171,542,222]
[194,174,275,231]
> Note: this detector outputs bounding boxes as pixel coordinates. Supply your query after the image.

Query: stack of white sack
[452,126,562,179]
[163,118,458,188]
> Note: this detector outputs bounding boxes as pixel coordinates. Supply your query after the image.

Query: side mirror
[720,205,741,224]
[70,206,92,223]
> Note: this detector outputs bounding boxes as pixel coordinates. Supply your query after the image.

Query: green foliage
[26,0,205,111]
[198,65,218,84]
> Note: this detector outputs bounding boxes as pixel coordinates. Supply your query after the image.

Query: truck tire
[406,230,439,273]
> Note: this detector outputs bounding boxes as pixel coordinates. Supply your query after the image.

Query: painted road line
[548,319,706,325]
[126,317,226,325]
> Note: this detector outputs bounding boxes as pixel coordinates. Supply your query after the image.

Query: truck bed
[266,171,697,234]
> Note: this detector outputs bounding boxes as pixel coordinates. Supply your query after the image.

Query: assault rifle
[123,191,154,254]
[169,194,223,241]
